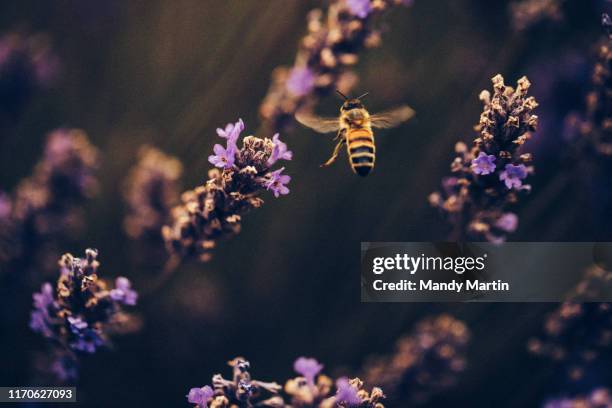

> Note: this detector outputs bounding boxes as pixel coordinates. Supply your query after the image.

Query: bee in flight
[295,91,414,177]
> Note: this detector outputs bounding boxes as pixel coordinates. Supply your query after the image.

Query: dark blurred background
[0,0,611,407]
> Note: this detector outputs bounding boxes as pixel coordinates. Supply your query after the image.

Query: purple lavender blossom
[164,120,292,262]
[30,249,139,380]
[470,152,496,175]
[495,213,518,232]
[265,168,291,197]
[208,143,236,169]
[286,66,315,97]
[196,357,384,407]
[110,277,138,306]
[335,377,361,406]
[216,118,244,146]
[346,0,373,19]
[430,75,537,242]
[499,164,528,189]
[260,0,412,132]
[187,385,214,407]
[268,133,293,165]
[293,357,323,384]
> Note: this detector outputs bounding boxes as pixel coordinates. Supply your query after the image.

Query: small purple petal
[264,167,291,198]
[499,164,527,189]
[495,213,518,233]
[336,377,361,406]
[345,0,372,18]
[470,152,496,175]
[294,357,324,384]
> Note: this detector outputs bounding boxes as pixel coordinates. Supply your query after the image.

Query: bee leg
[321,139,345,167]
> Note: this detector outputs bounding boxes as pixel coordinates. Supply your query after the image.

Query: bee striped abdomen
[347,127,375,177]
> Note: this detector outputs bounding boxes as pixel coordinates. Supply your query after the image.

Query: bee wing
[295,112,340,134]
[370,105,415,129]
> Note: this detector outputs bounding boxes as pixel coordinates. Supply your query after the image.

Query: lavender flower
[495,213,519,233]
[110,277,138,306]
[259,0,414,132]
[269,134,293,165]
[566,14,612,156]
[293,357,324,385]
[123,145,183,240]
[208,143,236,169]
[13,129,100,239]
[470,152,496,175]
[187,357,385,407]
[499,164,528,189]
[429,75,538,242]
[335,377,362,406]
[30,249,139,380]
[162,120,292,262]
[264,168,291,198]
[187,385,214,408]
[361,314,470,404]
[543,388,612,408]
[528,266,611,381]
[346,0,373,19]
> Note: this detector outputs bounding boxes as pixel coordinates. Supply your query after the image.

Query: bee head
[336,90,368,111]
[341,98,365,111]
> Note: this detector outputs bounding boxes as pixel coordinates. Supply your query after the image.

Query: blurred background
[0,0,611,407]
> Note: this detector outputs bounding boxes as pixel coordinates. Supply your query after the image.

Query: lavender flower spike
[123,145,183,240]
[163,119,292,262]
[429,74,538,242]
[259,0,414,132]
[30,249,139,381]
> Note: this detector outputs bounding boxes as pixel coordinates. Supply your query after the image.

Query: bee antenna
[357,92,369,100]
[335,89,348,100]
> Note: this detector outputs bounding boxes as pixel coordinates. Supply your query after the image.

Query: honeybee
[295,91,414,177]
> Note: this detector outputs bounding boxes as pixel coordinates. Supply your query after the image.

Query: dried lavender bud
[187,357,385,408]
[361,314,470,404]
[123,145,183,240]
[566,14,612,156]
[510,0,564,31]
[527,266,612,381]
[29,249,139,380]
[543,387,612,408]
[259,0,413,133]
[0,30,60,117]
[162,119,291,262]
[12,129,100,239]
[429,75,538,242]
